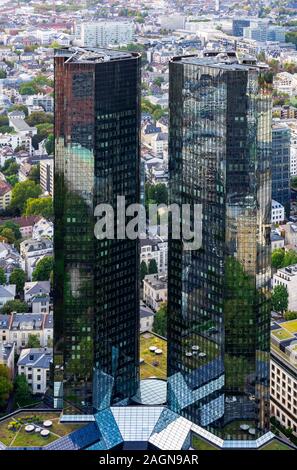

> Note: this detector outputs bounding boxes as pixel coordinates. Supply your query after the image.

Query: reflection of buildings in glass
[53,47,141,414]
[168,54,272,441]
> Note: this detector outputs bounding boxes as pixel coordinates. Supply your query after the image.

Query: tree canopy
[10,180,41,214]
[153,302,167,338]
[32,256,53,281]
[272,285,289,313]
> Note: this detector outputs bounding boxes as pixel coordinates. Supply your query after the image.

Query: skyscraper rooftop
[55,46,140,63]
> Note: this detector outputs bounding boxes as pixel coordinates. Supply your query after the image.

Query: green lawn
[192,435,219,450]
[272,329,293,341]
[11,428,58,447]
[0,411,84,448]
[260,440,294,451]
[281,320,297,334]
[140,333,167,379]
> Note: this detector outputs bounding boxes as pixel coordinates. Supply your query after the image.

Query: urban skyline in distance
[0,0,296,458]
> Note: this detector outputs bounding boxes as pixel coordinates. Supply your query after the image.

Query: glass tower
[272,121,291,218]
[54,47,141,414]
[167,53,272,441]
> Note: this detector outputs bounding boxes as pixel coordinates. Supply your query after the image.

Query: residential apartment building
[271,320,297,436]
[273,264,297,311]
[20,238,53,280]
[9,312,53,353]
[77,21,134,48]
[143,274,167,311]
[0,180,12,210]
[40,158,54,195]
[18,347,52,395]
[0,284,16,308]
[271,200,285,224]
[140,237,168,274]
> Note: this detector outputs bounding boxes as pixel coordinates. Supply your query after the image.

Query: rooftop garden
[192,435,219,451]
[140,332,167,380]
[272,328,294,341]
[281,320,297,334]
[0,412,84,448]
[260,440,294,451]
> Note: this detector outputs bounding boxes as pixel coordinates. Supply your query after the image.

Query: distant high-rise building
[40,158,54,195]
[272,121,291,217]
[77,21,134,48]
[232,19,251,37]
[53,47,141,414]
[168,53,272,441]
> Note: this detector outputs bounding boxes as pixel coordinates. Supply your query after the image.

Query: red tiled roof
[0,216,41,228]
[0,180,11,197]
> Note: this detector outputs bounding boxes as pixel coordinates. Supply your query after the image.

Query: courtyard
[0,411,84,448]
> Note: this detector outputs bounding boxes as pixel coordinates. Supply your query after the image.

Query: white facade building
[143,274,167,311]
[33,218,53,240]
[17,347,52,394]
[20,238,53,280]
[272,200,285,224]
[0,284,16,308]
[40,158,54,195]
[140,237,167,274]
[274,72,297,97]
[9,312,53,353]
[78,21,134,48]
[273,264,297,311]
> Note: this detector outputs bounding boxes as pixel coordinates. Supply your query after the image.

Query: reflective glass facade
[54,48,141,414]
[272,123,291,217]
[168,56,272,440]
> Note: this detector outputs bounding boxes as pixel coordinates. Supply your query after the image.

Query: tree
[2,158,19,177]
[0,115,9,127]
[0,69,7,79]
[0,222,21,245]
[148,259,158,274]
[0,267,6,285]
[272,285,289,313]
[32,256,53,281]
[140,261,148,281]
[10,180,41,214]
[9,268,26,295]
[27,334,41,348]
[28,164,40,184]
[0,300,28,314]
[8,104,29,117]
[283,250,297,267]
[24,197,53,219]
[45,134,54,155]
[19,84,36,95]
[153,302,167,337]
[14,375,31,407]
[0,228,15,244]
[272,248,297,269]
[284,311,297,321]
[0,125,14,134]
[272,249,285,269]
[25,111,53,127]
[0,374,13,408]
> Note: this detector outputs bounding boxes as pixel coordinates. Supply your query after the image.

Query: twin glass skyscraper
[54,49,272,443]
[54,48,141,414]
[167,53,272,440]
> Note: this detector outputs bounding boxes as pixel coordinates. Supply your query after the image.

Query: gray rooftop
[17,348,52,369]
[171,52,268,71]
[55,46,140,63]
